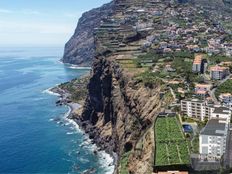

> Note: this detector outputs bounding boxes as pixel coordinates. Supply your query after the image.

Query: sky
[0,0,111,47]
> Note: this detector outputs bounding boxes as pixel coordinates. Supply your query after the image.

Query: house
[219,61,232,67]
[192,55,207,73]
[210,66,229,80]
[195,84,212,97]
[199,119,228,161]
[164,64,176,72]
[219,93,232,109]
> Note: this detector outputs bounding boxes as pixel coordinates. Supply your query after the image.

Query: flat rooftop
[213,106,230,115]
[200,119,227,136]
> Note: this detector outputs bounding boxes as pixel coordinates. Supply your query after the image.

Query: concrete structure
[192,55,207,73]
[219,93,232,109]
[210,66,229,80]
[181,99,213,121]
[195,83,212,97]
[211,106,231,123]
[199,119,228,160]
[192,55,203,73]
[181,99,231,121]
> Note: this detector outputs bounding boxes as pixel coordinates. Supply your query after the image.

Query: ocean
[0,47,114,174]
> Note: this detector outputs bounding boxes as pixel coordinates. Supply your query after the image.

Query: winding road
[209,74,232,104]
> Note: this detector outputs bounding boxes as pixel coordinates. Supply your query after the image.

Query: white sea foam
[68,65,91,70]
[45,89,115,174]
[48,118,54,122]
[63,107,115,174]
[42,87,61,96]
[60,61,91,70]
[98,150,115,174]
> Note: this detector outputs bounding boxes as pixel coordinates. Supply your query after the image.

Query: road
[209,74,231,104]
[169,87,177,101]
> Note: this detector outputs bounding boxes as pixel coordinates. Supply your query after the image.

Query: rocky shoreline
[50,86,118,174]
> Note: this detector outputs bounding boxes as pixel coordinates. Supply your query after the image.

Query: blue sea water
[0,47,114,174]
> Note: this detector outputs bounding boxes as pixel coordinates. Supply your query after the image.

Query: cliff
[61,2,113,66]
[62,0,231,66]
[75,57,174,174]
[62,0,232,173]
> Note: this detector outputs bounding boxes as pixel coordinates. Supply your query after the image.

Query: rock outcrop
[61,2,113,66]
[62,0,232,66]
[76,57,173,174]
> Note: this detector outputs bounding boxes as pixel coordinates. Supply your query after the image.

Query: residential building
[211,106,231,123]
[210,66,229,80]
[192,55,203,73]
[219,93,232,109]
[195,83,212,97]
[199,119,228,160]
[181,99,231,121]
[181,99,213,121]
[192,55,207,73]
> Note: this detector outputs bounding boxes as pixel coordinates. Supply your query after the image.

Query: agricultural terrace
[155,116,190,166]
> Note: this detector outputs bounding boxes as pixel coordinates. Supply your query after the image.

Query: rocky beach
[50,82,117,174]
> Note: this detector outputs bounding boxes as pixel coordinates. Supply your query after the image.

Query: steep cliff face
[62,2,113,66]
[75,55,174,173]
[62,0,231,66]
[64,0,232,173]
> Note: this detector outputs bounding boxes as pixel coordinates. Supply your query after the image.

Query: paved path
[209,74,231,104]
[169,87,177,101]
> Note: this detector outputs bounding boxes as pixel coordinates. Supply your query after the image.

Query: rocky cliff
[62,0,231,66]
[75,56,174,174]
[61,2,113,66]
[63,0,232,173]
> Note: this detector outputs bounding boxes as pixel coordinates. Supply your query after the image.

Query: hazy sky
[0,0,111,47]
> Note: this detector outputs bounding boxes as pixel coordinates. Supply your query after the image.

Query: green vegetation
[119,151,131,174]
[207,55,232,64]
[59,77,89,102]
[191,134,199,154]
[155,116,190,166]
[135,71,163,88]
[215,79,232,98]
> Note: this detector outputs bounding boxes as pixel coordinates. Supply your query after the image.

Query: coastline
[44,85,117,174]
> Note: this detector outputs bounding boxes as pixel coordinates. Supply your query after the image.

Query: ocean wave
[66,132,76,135]
[68,65,91,70]
[63,110,115,173]
[42,87,61,96]
[98,151,115,174]
[44,91,115,174]
[48,118,54,122]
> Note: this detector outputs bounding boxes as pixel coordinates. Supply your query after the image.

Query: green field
[155,116,190,166]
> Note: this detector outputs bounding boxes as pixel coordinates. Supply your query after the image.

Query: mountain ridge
[62,0,232,66]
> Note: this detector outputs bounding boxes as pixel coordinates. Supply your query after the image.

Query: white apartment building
[199,119,228,160]
[181,99,214,121]
[211,106,231,123]
[181,99,231,122]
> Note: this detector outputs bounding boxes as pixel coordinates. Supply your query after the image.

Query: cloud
[0,8,41,15]
[0,20,75,34]
[21,10,41,15]
[0,9,13,14]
